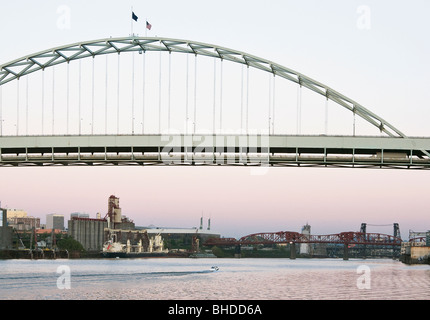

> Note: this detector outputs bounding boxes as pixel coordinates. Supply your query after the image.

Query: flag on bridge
[146,20,152,30]
[132,12,138,22]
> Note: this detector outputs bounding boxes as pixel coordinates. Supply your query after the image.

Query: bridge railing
[0,134,429,168]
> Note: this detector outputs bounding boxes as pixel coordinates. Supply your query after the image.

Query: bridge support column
[362,245,367,259]
[234,245,241,258]
[343,243,349,261]
[290,242,296,260]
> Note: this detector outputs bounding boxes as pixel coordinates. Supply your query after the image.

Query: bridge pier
[234,244,241,258]
[290,242,296,260]
[343,244,349,261]
[362,245,367,259]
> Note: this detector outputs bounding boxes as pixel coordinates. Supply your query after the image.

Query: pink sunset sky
[1,165,429,238]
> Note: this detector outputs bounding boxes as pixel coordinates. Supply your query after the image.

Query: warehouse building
[68,216,108,251]
[139,217,220,247]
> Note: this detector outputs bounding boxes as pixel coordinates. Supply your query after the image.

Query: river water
[0,258,429,300]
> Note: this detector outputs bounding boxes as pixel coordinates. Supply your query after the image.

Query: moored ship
[102,233,168,258]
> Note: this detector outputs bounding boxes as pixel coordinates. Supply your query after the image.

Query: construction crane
[13,229,26,249]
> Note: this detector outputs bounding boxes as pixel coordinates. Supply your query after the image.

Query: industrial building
[400,230,430,264]
[299,223,311,255]
[0,209,13,249]
[106,195,135,230]
[137,216,220,248]
[68,195,136,251]
[67,195,220,253]
[142,226,219,246]
[68,217,108,251]
[144,227,219,249]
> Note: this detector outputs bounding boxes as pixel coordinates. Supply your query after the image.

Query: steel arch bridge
[1,36,430,168]
[204,231,402,247]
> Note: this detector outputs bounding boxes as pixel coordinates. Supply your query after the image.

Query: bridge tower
[360,222,402,258]
[393,223,401,258]
[360,223,367,258]
[393,223,401,239]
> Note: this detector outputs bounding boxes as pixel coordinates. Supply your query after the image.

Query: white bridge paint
[1,36,430,167]
[0,134,429,168]
[0,36,411,138]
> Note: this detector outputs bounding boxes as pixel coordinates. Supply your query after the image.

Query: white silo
[300,223,311,256]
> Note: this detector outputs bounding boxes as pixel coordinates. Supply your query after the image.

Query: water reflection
[0,258,428,300]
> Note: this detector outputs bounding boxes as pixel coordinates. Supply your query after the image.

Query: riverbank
[399,245,430,265]
[0,249,70,259]
[0,249,192,260]
[4,247,428,265]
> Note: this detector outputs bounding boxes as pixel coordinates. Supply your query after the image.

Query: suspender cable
[52,67,55,134]
[168,52,171,132]
[92,57,95,135]
[66,62,70,135]
[297,85,302,135]
[105,55,108,135]
[213,59,216,134]
[272,75,276,135]
[158,48,162,134]
[246,66,249,134]
[325,98,328,135]
[219,59,223,132]
[78,60,81,135]
[353,112,356,136]
[240,64,244,134]
[26,75,29,135]
[132,52,135,134]
[117,53,120,135]
[42,70,44,135]
[193,54,197,134]
[185,53,189,134]
[0,86,2,136]
[268,73,271,135]
[142,51,146,134]
[16,79,19,135]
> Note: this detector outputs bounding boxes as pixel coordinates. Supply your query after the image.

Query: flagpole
[145,17,147,37]
[131,7,133,36]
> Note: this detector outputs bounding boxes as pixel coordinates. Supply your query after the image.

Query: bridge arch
[0,36,406,138]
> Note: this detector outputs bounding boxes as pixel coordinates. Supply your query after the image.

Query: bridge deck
[1,134,429,168]
[205,231,402,247]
